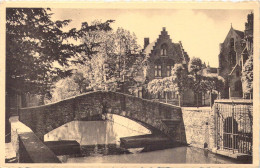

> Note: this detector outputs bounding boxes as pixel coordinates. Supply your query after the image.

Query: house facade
[218,13,253,99]
[133,27,222,106]
[134,27,202,106]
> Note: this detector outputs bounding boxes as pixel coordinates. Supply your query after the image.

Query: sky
[50,8,252,67]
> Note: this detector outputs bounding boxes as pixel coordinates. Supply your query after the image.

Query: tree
[189,57,202,75]
[147,77,176,103]
[103,28,142,92]
[170,64,193,105]
[188,57,203,107]
[6,8,75,105]
[200,74,225,106]
[49,25,143,102]
[50,76,80,102]
[241,55,253,98]
[6,8,114,105]
[73,26,142,93]
[147,63,190,105]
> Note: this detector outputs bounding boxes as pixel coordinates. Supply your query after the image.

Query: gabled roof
[234,29,244,39]
[223,27,244,44]
[142,28,189,63]
[143,40,188,61]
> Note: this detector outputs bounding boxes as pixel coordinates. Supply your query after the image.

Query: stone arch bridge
[19,91,186,143]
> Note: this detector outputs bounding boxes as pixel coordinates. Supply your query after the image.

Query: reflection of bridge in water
[19,91,187,144]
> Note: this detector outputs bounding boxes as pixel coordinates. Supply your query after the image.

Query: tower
[244,13,253,55]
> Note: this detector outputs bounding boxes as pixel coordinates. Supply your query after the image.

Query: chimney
[144,38,149,49]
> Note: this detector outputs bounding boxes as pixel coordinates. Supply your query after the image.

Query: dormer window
[160,43,168,56]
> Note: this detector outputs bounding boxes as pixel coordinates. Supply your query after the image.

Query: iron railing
[214,100,253,155]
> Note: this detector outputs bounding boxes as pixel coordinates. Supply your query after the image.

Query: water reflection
[44,114,152,146]
[60,147,241,164]
[45,114,241,164]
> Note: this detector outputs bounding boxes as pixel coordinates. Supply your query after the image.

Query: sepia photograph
[1,2,259,167]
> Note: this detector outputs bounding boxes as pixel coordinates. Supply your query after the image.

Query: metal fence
[214,100,253,155]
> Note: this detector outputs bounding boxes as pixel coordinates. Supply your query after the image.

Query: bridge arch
[19,91,185,143]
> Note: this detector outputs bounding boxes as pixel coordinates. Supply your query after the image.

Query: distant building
[218,13,253,99]
[134,27,212,106]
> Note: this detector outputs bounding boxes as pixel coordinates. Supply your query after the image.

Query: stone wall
[9,116,60,163]
[229,65,243,98]
[19,91,185,143]
[182,107,215,149]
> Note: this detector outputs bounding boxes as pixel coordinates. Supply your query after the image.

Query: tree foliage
[171,64,192,94]
[147,57,225,106]
[7,8,73,94]
[50,25,143,101]
[147,76,176,95]
[241,55,253,95]
[189,57,202,75]
[200,74,225,94]
[6,8,113,101]
[73,26,142,92]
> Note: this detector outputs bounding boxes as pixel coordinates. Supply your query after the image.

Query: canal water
[44,114,240,164]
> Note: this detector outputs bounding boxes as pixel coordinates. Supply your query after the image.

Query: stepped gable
[143,27,188,63]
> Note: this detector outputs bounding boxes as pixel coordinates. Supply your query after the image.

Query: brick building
[133,27,203,106]
[218,13,253,99]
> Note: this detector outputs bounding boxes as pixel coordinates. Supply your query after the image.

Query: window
[230,38,235,50]
[155,65,162,77]
[229,50,236,66]
[161,49,167,56]
[167,65,174,76]
[160,43,168,56]
[138,90,142,98]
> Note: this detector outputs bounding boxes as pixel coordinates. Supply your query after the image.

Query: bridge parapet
[19,91,186,143]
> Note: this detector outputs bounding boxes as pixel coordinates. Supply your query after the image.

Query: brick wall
[19,91,185,143]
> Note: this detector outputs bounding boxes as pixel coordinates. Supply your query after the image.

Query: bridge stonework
[19,91,186,143]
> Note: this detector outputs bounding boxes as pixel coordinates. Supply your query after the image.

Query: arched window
[160,43,168,56]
